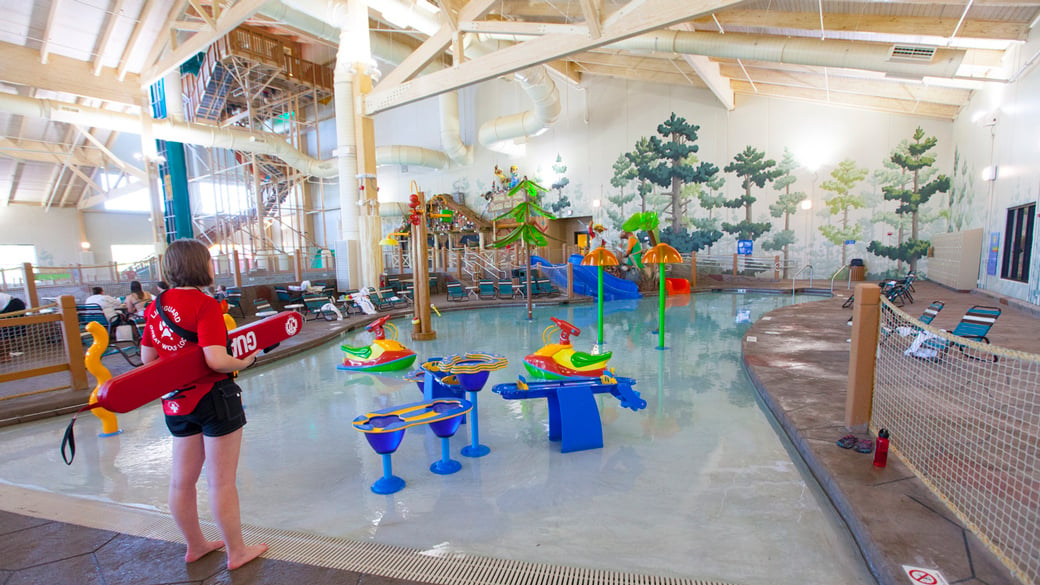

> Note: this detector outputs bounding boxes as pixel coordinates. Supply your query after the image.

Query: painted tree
[940,147,975,232]
[761,149,806,277]
[645,113,719,231]
[624,137,658,214]
[607,153,639,230]
[548,153,572,215]
[692,174,727,252]
[721,146,783,241]
[817,159,868,266]
[867,127,950,272]
[490,177,556,319]
[867,145,912,274]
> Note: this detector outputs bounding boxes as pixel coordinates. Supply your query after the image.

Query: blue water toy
[492,371,645,453]
[352,398,472,494]
[417,352,508,458]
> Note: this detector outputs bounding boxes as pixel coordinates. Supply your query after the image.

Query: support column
[353,66,382,290]
[846,283,881,428]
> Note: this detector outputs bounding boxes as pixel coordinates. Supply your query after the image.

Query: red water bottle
[873,428,890,467]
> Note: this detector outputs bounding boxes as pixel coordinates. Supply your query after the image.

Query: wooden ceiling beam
[729,80,961,119]
[377,0,500,89]
[93,0,129,77]
[40,0,63,65]
[366,0,742,113]
[577,62,704,87]
[693,9,1029,42]
[118,0,159,81]
[578,0,603,38]
[0,138,107,167]
[144,0,267,86]
[719,64,972,105]
[0,41,143,106]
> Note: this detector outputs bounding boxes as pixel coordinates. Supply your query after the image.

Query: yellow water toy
[339,315,417,372]
[83,322,122,437]
[523,317,612,380]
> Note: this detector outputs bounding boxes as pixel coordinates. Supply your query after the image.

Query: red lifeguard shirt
[141,289,229,392]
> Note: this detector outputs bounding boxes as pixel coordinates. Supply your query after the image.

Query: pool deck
[1,279,1037,585]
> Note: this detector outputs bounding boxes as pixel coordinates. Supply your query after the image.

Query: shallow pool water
[0,293,875,585]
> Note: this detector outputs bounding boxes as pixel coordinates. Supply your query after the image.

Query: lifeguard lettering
[230,331,258,357]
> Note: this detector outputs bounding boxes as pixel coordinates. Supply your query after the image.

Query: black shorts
[165,380,246,438]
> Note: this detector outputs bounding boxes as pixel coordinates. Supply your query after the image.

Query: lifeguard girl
[140,239,266,570]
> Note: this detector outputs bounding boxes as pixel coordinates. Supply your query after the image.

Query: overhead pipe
[466,35,562,150]
[605,30,966,79]
[376,145,450,168]
[476,65,560,148]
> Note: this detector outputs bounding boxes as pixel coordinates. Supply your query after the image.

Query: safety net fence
[873,297,1040,585]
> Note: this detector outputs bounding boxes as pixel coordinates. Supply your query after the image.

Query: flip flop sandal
[855,439,874,454]
[836,434,857,449]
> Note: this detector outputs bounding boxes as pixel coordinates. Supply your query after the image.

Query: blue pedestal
[460,390,490,457]
[371,453,406,494]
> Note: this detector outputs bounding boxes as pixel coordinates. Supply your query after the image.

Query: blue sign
[737,240,753,255]
[844,240,856,245]
[987,232,1000,276]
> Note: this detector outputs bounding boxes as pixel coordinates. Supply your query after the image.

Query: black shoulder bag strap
[154,291,198,343]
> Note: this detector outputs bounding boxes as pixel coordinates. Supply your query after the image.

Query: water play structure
[414,352,508,457]
[492,372,646,453]
[531,255,641,301]
[352,398,473,494]
[523,317,612,380]
[339,315,417,372]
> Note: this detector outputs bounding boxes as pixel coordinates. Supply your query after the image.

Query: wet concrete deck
[1,279,1036,585]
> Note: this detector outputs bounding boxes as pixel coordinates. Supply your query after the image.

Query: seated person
[1,292,28,361]
[125,280,154,316]
[84,287,124,322]
[0,292,26,316]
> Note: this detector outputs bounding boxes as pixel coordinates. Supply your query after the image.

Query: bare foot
[185,540,225,563]
[227,543,268,570]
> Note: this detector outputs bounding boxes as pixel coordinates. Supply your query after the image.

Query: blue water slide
[529,255,642,301]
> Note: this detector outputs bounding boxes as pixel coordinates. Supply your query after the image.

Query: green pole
[658,263,666,350]
[597,264,605,347]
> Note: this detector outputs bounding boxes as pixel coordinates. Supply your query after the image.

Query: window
[1001,203,1035,283]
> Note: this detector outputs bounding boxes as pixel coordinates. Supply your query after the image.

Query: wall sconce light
[982,165,999,182]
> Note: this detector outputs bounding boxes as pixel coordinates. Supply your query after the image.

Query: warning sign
[903,565,949,585]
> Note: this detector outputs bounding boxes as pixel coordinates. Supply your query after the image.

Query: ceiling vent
[890,45,936,62]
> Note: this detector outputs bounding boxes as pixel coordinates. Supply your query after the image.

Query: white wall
[0,205,81,266]
[0,205,153,267]
[951,28,1040,305]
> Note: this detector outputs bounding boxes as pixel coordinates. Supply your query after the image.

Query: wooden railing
[0,296,87,394]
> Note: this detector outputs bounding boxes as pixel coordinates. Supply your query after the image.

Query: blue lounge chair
[918,305,1002,362]
[477,279,496,300]
[446,282,468,302]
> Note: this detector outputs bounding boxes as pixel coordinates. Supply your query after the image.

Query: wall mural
[593,117,976,280]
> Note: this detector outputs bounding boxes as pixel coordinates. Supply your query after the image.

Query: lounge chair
[446,282,468,302]
[497,279,522,299]
[76,304,141,366]
[909,305,1002,362]
[477,279,497,300]
[302,293,337,320]
[879,300,944,342]
[225,288,244,318]
[253,298,278,318]
[919,300,945,325]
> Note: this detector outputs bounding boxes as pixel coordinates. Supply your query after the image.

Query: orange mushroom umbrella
[641,243,683,350]
[582,247,620,348]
